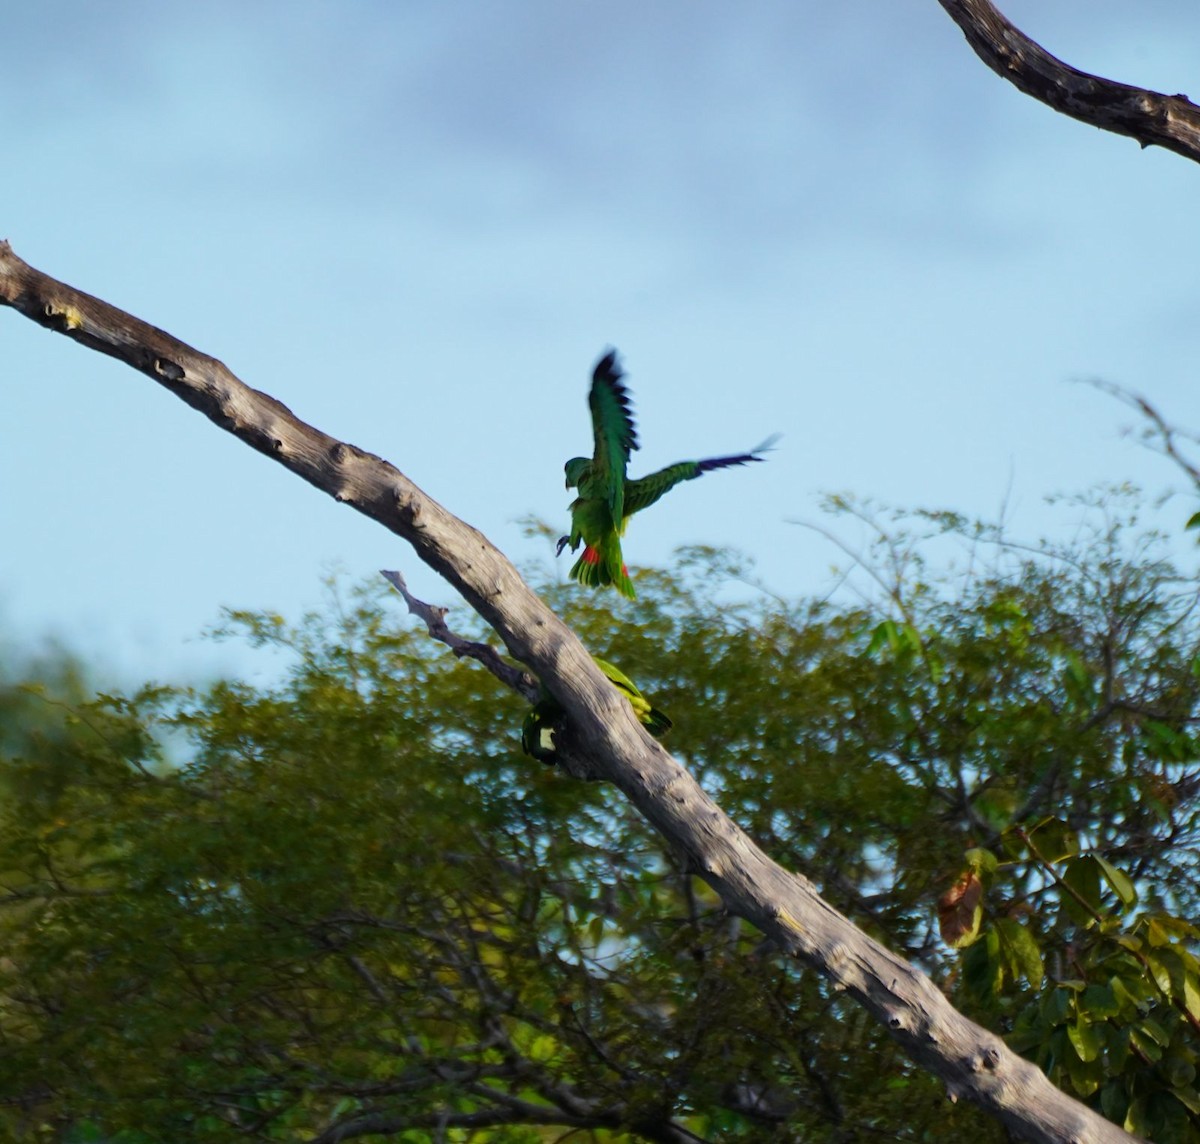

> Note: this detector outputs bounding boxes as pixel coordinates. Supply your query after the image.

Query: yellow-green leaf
[1092,855,1136,908]
[1067,1018,1102,1063]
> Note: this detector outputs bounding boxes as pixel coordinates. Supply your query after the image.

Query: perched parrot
[558,350,776,599]
[521,655,672,763]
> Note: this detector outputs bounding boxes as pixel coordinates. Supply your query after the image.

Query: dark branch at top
[939,0,1200,164]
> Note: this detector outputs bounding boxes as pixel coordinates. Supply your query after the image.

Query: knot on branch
[153,358,184,382]
[969,1046,1002,1073]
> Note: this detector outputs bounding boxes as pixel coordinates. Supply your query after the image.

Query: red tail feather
[570,544,636,599]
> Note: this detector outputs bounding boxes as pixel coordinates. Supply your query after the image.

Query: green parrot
[521,655,672,763]
[558,350,776,599]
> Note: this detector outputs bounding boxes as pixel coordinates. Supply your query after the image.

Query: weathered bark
[0,240,1138,1142]
[938,0,1200,164]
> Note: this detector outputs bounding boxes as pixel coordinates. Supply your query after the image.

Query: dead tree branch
[938,0,1200,164]
[0,240,1138,1142]
[1084,380,1200,493]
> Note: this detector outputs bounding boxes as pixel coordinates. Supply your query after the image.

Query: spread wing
[624,436,778,518]
[588,351,639,525]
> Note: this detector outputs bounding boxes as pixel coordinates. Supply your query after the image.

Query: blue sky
[4,2,1199,684]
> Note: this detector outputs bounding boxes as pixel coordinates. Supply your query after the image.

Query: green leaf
[1184,972,1200,1022]
[1067,1017,1103,1063]
[1061,856,1102,925]
[1080,984,1120,1019]
[1145,916,1171,948]
[864,619,891,656]
[1092,855,1137,908]
[962,931,1002,999]
[529,1034,558,1063]
[1130,1028,1164,1063]
[1026,817,1079,864]
[1170,1084,1200,1115]
[1064,1038,1104,1095]
[1042,1027,1071,1076]
[974,785,1020,832]
[1040,986,1072,1028]
[1163,1056,1196,1090]
[964,847,998,878]
[1143,913,1200,942]
[1062,652,1096,707]
[1125,1096,1150,1137]
[1141,719,1196,763]
[1100,1080,1128,1124]
[1144,952,1173,997]
[1107,1026,1132,1073]
[995,917,1044,988]
[1136,1017,1171,1047]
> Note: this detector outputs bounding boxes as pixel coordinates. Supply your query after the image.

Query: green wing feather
[623,461,707,518]
[592,656,641,694]
[623,436,778,519]
[587,351,639,526]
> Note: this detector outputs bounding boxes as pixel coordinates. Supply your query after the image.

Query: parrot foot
[555,535,571,557]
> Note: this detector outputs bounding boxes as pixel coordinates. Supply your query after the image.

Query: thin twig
[380,569,539,703]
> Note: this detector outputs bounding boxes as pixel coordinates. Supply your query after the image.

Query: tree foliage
[1,489,1198,1142]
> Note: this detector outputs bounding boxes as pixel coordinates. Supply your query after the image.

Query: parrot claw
[555,535,571,557]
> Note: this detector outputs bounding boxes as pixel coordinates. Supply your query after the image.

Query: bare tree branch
[938,0,1200,164]
[1084,379,1200,492]
[0,240,1138,1142]
[380,567,540,702]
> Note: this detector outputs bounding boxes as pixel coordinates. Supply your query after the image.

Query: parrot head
[563,457,590,489]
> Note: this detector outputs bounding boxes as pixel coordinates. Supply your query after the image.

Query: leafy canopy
[1,487,1198,1143]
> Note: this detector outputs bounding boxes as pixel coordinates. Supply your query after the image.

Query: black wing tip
[694,434,781,473]
[591,346,639,453]
[696,454,758,473]
[751,433,782,455]
[594,348,622,382]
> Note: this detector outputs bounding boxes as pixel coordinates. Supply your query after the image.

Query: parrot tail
[643,704,673,738]
[570,540,635,599]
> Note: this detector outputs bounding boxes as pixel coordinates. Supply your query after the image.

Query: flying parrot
[521,655,672,763]
[558,350,776,598]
